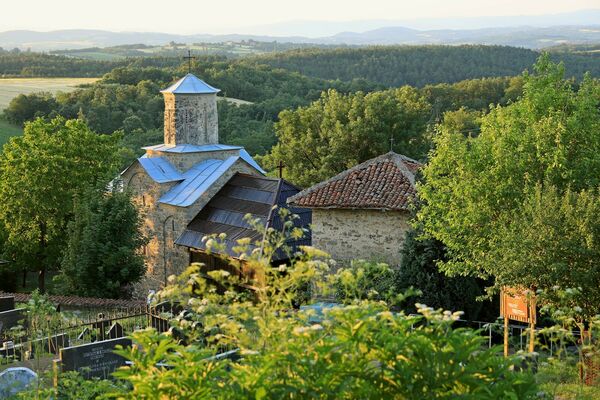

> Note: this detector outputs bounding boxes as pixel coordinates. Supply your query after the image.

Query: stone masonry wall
[163,93,218,146]
[311,209,411,268]
[122,159,260,294]
[146,148,240,173]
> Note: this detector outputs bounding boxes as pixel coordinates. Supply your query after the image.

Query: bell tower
[161,73,220,146]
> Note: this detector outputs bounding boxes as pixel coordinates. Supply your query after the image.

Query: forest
[254,45,600,87]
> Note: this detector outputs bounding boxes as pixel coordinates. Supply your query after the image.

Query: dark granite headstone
[0,296,15,312]
[0,308,25,334]
[59,337,132,379]
[107,322,124,339]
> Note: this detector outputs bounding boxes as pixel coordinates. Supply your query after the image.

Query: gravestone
[59,337,132,379]
[0,307,25,334]
[107,322,124,339]
[0,296,15,312]
[0,367,37,398]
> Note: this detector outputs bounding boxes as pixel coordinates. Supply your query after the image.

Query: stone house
[121,73,308,290]
[288,152,420,267]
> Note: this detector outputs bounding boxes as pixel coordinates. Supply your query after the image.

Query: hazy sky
[1,0,598,34]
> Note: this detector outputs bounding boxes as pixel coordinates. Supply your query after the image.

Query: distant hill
[251,45,600,87]
[1,18,600,51]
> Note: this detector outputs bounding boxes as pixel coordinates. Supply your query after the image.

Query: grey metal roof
[159,158,229,207]
[175,173,311,261]
[160,73,221,94]
[138,156,183,183]
[239,149,266,174]
[143,144,243,153]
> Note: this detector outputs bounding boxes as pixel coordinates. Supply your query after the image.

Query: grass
[0,77,98,110]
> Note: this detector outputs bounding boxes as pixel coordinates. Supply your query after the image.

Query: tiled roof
[288,152,421,211]
[0,292,145,308]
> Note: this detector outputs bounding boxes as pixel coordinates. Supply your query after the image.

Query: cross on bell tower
[183,49,196,73]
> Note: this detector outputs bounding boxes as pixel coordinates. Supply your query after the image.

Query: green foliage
[535,287,600,399]
[330,260,397,304]
[2,92,58,126]
[417,55,600,314]
[395,228,489,321]
[56,190,147,298]
[256,45,600,87]
[108,266,538,399]
[102,213,535,399]
[0,50,126,77]
[262,87,431,187]
[0,117,120,291]
[15,371,123,399]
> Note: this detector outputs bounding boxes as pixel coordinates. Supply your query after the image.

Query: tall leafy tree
[0,117,120,292]
[262,87,431,187]
[58,190,147,299]
[395,227,494,321]
[417,56,600,315]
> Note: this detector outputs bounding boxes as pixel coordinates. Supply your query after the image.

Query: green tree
[3,92,58,126]
[262,87,431,187]
[395,228,490,321]
[0,117,120,292]
[417,55,600,314]
[57,190,147,299]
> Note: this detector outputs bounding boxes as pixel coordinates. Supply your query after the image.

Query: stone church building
[288,152,420,267]
[121,74,309,290]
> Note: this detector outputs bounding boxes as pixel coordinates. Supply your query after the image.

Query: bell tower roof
[160,73,221,94]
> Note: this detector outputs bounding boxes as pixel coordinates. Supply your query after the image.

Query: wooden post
[504,316,509,357]
[53,359,60,393]
[528,295,536,353]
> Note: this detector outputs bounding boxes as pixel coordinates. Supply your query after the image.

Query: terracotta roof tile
[0,292,145,308]
[288,152,420,211]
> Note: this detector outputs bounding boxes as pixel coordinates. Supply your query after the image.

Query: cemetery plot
[58,337,132,379]
[0,308,26,334]
[0,296,15,312]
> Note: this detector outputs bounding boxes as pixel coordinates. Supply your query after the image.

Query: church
[120,73,310,291]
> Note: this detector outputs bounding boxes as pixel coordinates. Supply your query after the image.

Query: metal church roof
[175,173,311,261]
[143,143,243,153]
[160,73,221,94]
[138,156,183,183]
[159,158,231,207]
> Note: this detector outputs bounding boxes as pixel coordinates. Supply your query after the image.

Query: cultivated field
[0,77,98,110]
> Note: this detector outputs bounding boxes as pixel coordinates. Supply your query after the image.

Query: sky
[0,0,598,35]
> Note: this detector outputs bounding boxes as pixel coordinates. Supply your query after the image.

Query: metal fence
[0,305,151,365]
